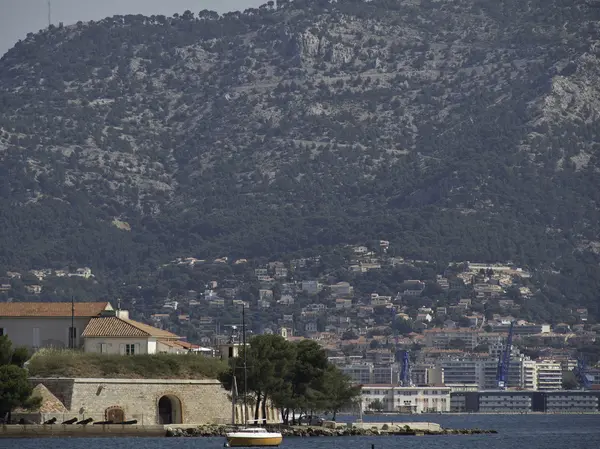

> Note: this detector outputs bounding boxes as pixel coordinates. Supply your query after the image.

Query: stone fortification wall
[29,378,75,410]
[29,378,232,425]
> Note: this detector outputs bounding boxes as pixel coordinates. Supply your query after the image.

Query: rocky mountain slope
[1,0,600,310]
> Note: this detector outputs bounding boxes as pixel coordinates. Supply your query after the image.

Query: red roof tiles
[0,301,112,317]
[82,316,180,339]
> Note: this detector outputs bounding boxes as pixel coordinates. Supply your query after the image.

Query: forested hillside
[1,0,600,315]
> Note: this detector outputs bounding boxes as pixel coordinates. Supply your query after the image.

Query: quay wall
[352,422,442,432]
[0,424,166,438]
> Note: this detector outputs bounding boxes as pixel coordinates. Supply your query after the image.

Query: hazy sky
[0,0,263,57]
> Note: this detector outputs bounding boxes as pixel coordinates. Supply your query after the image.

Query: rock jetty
[165,424,497,438]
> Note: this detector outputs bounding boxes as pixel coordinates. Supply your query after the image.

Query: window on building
[126,344,136,355]
[99,343,108,353]
[0,328,4,336]
[32,327,40,348]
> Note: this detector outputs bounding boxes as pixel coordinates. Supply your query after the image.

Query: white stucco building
[360,385,451,413]
[0,302,113,350]
[0,301,192,355]
[82,311,189,355]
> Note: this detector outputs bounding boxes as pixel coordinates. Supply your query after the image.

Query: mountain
[1,0,600,313]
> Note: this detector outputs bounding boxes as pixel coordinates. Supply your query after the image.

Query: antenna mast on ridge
[47,1,52,27]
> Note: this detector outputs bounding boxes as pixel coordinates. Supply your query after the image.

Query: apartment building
[536,360,563,390]
[423,329,504,350]
[433,353,538,390]
[340,362,398,385]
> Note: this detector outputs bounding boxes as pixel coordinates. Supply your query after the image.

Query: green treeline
[219,335,360,423]
[0,336,39,420]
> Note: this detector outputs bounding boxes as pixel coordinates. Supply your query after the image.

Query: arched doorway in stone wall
[105,406,125,423]
[158,395,182,424]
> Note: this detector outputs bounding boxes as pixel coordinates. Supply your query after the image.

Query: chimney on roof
[114,298,129,320]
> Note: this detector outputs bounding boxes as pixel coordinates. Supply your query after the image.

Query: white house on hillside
[0,301,192,355]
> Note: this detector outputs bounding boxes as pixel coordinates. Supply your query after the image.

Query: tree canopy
[219,334,360,423]
[0,336,39,421]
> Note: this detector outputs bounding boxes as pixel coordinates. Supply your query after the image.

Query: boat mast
[242,304,248,426]
[232,375,237,425]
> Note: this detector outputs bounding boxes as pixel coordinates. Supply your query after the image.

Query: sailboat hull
[226,435,283,447]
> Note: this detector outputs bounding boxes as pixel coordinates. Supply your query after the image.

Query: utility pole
[70,296,75,349]
[242,304,247,426]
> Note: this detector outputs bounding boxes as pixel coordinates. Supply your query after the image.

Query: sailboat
[225,306,283,448]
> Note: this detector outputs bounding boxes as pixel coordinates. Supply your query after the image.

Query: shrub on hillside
[26,349,227,379]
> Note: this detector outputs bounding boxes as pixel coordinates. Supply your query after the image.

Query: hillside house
[416,313,433,323]
[274,267,288,279]
[259,289,274,301]
[302,280,321,294]
[278,294,295,305]
[329,282,354,297]
[68,267,93,279]
[402,281,425,297]
[25,285,42,294]
[335,298,353,309]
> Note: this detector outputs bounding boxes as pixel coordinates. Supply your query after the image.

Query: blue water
[1,415,600,449]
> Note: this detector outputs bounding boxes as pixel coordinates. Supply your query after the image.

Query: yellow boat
[225,427,283,447]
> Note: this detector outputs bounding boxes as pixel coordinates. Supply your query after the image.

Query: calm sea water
[2,415,600,449]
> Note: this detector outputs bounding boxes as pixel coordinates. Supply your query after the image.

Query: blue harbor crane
[573,358,593,390]
[400,350,412,386]
[496,321,515,389]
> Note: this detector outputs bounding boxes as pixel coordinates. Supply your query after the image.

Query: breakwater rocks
[165,425,497,438]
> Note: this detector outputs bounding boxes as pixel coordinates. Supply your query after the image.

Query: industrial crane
[400,350,412,386]
[573,358,593,390]
[496,321,515,389]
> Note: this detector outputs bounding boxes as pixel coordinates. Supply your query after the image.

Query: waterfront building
[451,390,600,413]
[546,393,599,412]
[360,385,451,413]
[478,393,532,412]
